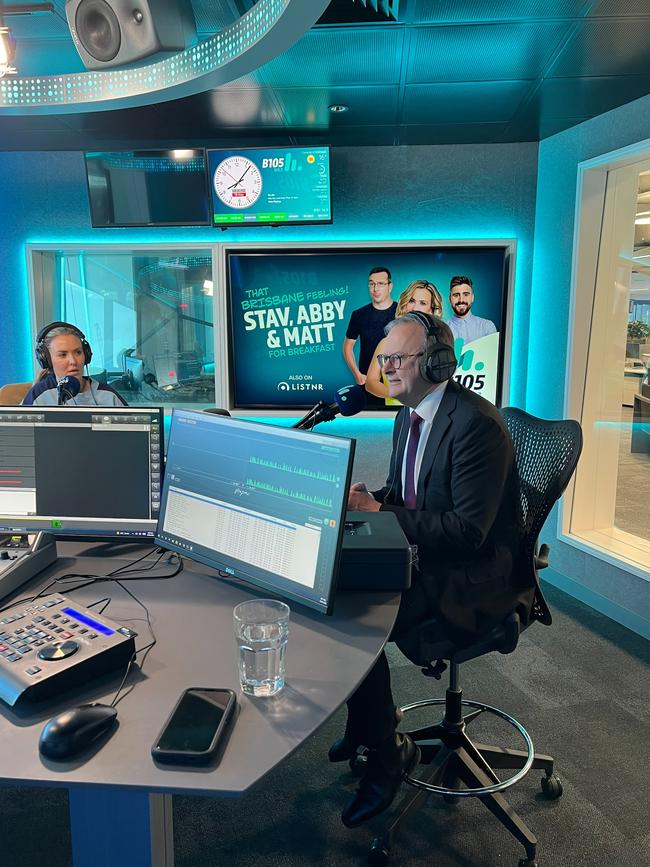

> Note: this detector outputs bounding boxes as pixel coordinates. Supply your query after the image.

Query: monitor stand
[0,532,58,602]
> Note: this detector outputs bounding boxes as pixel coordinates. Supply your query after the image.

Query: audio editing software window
[157,410,355,614]
[0,407,163,537]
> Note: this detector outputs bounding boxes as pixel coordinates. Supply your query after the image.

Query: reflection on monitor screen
[156,411,355,614]
[0,407,163,538]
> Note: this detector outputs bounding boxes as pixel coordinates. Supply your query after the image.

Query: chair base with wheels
[359,613,562,867]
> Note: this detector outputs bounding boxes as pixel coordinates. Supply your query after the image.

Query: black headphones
[407,312,458,383]
[35,321,93,370]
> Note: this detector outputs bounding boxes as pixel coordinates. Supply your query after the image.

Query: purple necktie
[403,412,422,509]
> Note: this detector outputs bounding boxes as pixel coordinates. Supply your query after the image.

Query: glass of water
[233,599,290,697]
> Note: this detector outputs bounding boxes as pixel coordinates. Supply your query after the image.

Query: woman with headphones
[364,280,444,402]
[22,322,127,407]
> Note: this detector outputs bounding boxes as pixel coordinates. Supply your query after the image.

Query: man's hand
[347,482,380,512]
[355,373,367,386]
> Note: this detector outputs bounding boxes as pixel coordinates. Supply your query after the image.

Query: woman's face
[405,287,433,314]
[48,334,85,383]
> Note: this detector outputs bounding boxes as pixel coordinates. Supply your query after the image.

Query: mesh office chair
[363,408,583,867]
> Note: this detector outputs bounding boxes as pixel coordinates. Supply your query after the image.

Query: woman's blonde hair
[396,280,443,318]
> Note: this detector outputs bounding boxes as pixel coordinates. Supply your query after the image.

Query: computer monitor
[156,410,355,614]
[0,406,163,539]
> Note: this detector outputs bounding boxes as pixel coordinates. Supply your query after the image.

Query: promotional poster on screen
[227,246,510,409]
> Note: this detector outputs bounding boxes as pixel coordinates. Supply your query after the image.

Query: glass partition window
[29,247,215,408]
[567,162,650,570]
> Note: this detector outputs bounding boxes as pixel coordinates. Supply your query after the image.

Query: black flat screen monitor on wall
[156,410,354,615]
[85,150,210,227]
[0,406,163,539]
[206,146,331,227]
[225,244,511,410]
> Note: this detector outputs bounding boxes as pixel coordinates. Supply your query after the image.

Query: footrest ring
[399,697,534,797]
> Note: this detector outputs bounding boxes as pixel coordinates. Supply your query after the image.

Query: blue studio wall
[0,143,538,399]
[530,93,650,639]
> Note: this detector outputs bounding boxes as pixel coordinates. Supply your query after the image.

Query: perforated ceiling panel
[549,19,650,78]
[408,22,569,83]
[259,27,404,87]
[412,0,589,23]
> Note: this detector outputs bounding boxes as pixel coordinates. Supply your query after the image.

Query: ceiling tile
[531,75,650,118]
[591,0,650,15]
[549,19,650,77]
[412,1,588,23]
[191,0,240,36]
[401,122,510,145]
[293,126,397,147]
[273,86,399,128]
[404,81,532,124]
[257,27,404,87]
[408,22,570,83]
[13,39,85,76]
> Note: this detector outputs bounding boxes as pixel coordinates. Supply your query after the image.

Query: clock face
[213,156,263,209]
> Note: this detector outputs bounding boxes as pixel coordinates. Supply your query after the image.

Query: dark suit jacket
[373,380,534,636]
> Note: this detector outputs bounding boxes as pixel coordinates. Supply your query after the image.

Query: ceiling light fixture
[329,104,349,113]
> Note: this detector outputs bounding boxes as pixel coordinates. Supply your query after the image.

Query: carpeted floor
[1,582,648,867]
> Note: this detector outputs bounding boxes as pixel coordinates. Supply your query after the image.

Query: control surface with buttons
[0,594,137,706]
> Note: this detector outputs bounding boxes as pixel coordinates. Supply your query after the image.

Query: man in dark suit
[335,312,532,828]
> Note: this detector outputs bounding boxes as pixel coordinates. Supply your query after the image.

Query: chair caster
[541,773,563,799]
[368,838,390,865]
[518,859,537,867]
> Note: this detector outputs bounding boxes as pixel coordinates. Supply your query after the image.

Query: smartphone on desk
[151,687,237,766]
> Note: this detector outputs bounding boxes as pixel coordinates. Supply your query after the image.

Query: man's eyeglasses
[376,352,424,369]
[368,280,390,289]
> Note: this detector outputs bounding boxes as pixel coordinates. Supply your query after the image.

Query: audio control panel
[0,594,136,706]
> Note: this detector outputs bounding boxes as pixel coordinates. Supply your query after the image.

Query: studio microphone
[56,375,80,405]
[293,384,366,431]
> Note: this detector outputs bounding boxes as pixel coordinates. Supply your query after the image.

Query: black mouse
[39,703,118,760]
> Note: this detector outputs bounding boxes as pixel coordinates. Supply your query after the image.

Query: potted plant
[627,320,650,342]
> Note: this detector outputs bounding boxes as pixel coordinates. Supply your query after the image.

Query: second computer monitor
[156,410,355,614]
[0,406,163,539]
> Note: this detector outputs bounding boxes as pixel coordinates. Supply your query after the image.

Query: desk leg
[68,788,174,867]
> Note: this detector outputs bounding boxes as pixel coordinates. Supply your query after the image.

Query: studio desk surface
[0,542,400,867]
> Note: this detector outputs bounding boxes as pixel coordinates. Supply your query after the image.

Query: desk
[0,543,400,867]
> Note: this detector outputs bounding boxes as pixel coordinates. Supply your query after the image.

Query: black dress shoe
[328,707,404,763]
[341,733,420,828]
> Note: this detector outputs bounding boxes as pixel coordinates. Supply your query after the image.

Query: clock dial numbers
[213,156,263,209]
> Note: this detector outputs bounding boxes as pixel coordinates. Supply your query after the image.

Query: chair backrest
[501,407,583,624]
[0,382,32,405]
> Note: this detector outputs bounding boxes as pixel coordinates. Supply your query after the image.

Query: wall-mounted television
[207,146,331,227]
[85,150,210,227]
[225,243,511,410]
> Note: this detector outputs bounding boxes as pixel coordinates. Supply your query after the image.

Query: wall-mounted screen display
[226,245,510,410]
[85,150,210,227]
[207,147,331,226]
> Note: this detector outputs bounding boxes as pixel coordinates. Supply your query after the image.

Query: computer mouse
[39,703,118,760]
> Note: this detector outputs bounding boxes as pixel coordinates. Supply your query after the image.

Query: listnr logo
[277,381,290,391]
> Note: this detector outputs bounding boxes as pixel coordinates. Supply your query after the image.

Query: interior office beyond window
[30,248,216,408]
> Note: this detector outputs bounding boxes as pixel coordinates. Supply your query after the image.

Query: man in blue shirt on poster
[446,275,497,345]
[343,266,398,407]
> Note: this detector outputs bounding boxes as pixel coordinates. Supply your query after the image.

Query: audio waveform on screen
[245,478,333,509]
[249,456,339,484]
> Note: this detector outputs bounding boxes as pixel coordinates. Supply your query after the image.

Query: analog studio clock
[213,155,263,209]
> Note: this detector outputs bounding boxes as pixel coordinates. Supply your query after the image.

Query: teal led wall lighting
[0,0,330,113]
